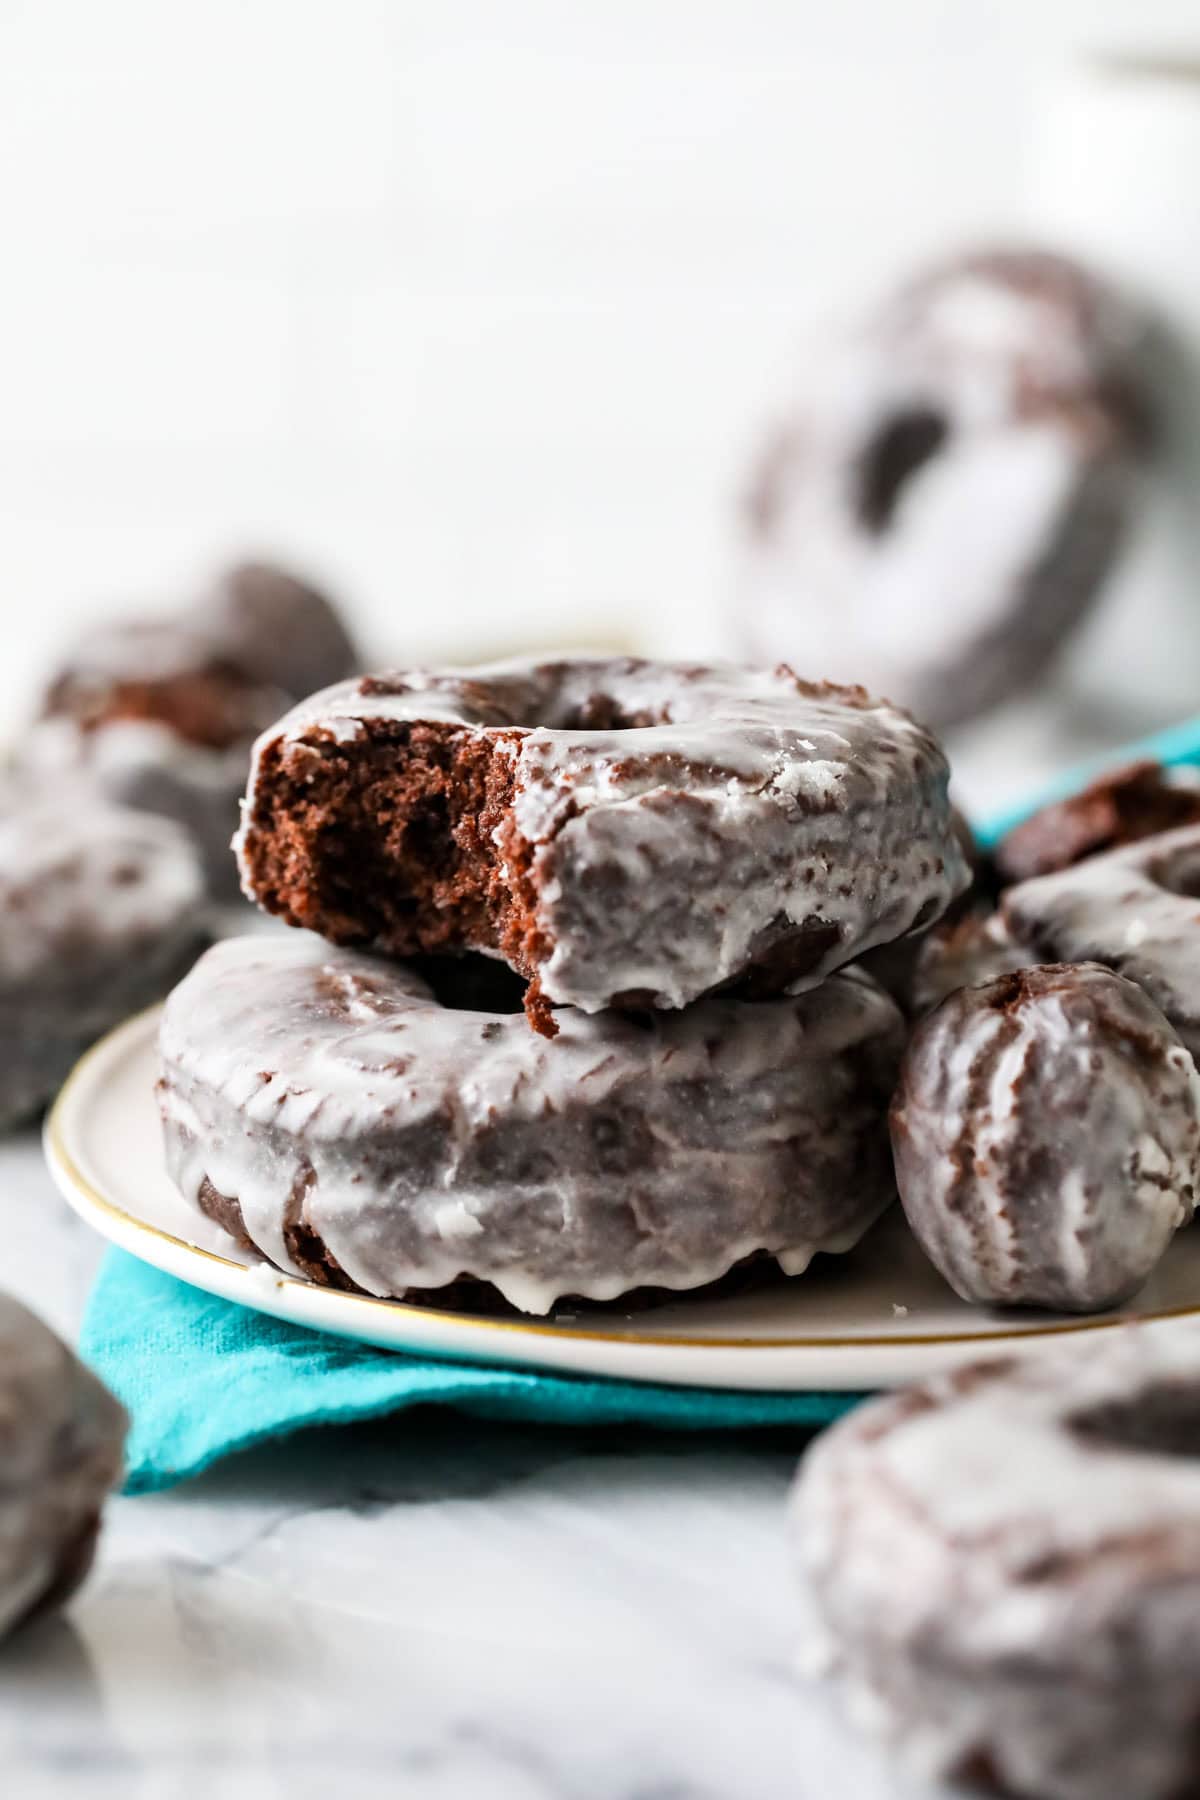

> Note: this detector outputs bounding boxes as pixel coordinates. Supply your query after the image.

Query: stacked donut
[156,655,971,1315]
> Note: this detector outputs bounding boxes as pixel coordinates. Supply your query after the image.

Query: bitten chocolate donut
[235,656,968,1033]
[792,1331,1200,1800]
[891,964,1200,1312]
[0,782,207,1128]
[995,759,1200,885]
[1002,822,1200,1059]
[28,559,359,896]
[157,935,906,1315]
[739,249,1155,726]
[0,1294,126,1638]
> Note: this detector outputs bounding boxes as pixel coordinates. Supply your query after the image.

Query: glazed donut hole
[890,961,1200,1313]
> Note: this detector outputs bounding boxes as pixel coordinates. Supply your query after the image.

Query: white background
[1,0,1197,739]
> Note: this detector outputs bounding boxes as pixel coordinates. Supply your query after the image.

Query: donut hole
[1070,1380,1200,1460]
[1147,843,1200,901]
[410,953,528,1016]
[855,406,949,534]
[554,693,670,732]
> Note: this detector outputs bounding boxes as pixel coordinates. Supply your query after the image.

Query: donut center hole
[554,693,671,732]
[1070,1381,1200,1460]
[409,953,528,1015]
[1148,844,1200,900]
[855,406,949,534]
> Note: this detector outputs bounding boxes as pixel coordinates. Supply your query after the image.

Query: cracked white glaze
[157,934,905,1313]
[792,1327,1200,1800]
[236,655,969,1015]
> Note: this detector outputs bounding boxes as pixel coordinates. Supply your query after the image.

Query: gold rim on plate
[43,1008,1200,1355]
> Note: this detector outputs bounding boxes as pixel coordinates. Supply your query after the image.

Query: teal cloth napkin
[80,1251,863,1493]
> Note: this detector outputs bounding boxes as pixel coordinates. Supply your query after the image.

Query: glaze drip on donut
[235,656,969,1030]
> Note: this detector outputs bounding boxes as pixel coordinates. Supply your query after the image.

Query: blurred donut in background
[736,248,1160,729]
[186,560,360,706]
[23,559,360,899]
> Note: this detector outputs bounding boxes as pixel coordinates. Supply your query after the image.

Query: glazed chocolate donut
[739,249,1156,727]
[235,656,969,1033]
[792,1331,1200,1800]
[0,783,208,1128]
[29,559,359,896]
[1002,822,1200,1059]
[29,622,287,898]
[995,759,1200,885]
[891,964,1200,1312]
[0,1294,127,1637]
[157,935,906,1315]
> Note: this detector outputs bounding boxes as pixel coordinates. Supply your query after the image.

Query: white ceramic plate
[45,1007,1200,1391]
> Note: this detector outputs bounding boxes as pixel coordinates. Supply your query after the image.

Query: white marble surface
[0,1129,960,1800]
